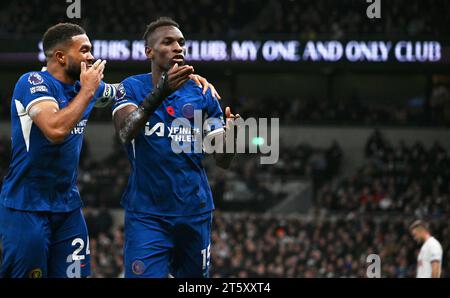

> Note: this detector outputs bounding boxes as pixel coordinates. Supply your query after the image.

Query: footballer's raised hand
[189,74,222,100]
[225,106,241,130]
[162,63,194,95]
[80,59,106,95]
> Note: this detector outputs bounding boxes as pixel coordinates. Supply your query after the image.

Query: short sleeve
[16,72,57,115]
[428,240,443,262]
[111,78,139,117]
[203,89,225,138]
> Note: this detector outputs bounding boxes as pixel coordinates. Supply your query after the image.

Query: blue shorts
[0,205,91,278]
[124,211,212,278]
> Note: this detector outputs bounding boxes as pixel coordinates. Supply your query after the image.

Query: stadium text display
[35,39,443,64]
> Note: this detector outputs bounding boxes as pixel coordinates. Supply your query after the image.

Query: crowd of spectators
[2,94,448,126]
[3,128,448,216]
[3,88,450,126]
[83,206,124,278]
[76,139,130,208]
[0,136,340,211]
[1,125,341,211]
[317,130,450,217]
[0,136,11,190]
[1,0,448,38]
[76,137,342,211]
[233,95,446,126]
[80,210,449,278]
[205,140,342,211]
[1,124,449,278]
[209,213,450,278]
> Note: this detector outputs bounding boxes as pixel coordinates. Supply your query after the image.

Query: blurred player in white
[409,220,443,278]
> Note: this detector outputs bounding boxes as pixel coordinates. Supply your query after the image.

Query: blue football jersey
[112,73,224,216]
[0,70,113,212]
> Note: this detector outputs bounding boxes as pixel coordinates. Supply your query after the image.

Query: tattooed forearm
[115,72,172,144]
[117,107,150,144]
[115,73,172,144]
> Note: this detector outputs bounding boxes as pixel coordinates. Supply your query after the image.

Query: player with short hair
[112,17,239,278]
[409,220,443,278]
[0,22,107,278]
[0,22,216,278]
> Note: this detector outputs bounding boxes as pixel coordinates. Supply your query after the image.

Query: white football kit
[417,236,443,278]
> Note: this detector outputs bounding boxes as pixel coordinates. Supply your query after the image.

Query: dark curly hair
[42,23,86,58]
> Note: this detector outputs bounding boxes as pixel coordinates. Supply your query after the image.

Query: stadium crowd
[231,92,450,126]
[1,122,341,212]
[83,206,124,278]
[0,136,10,190]
[78,210,450,278]
[4,79,450,126]
[1,0,449,279]
[76,137,341,211]
[1,0,449,38]
[3,92,450,126]
[317,130,450,217]
[209,213,449,278]
[77,129,448,278]
[1,130,449,277]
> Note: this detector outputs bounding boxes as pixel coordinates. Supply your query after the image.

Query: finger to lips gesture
[81,59,107,92]
[225,106,241,129]
[167,63,195,91]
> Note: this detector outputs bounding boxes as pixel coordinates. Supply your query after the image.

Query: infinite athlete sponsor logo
[168,126,201,143]
[145,121,201,143]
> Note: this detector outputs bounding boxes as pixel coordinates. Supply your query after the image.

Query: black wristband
[139,72,169,114]
[140,90,164,113]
